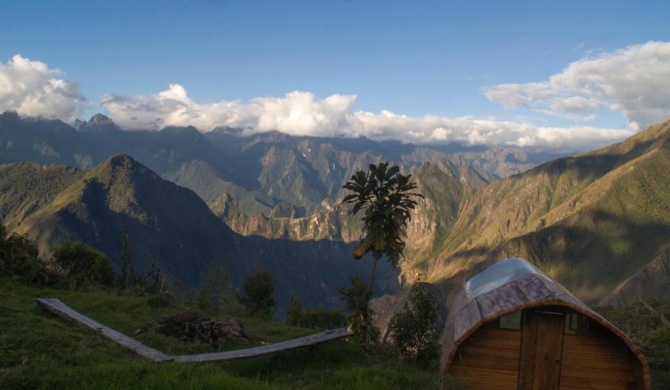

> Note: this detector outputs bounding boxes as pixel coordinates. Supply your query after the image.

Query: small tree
[240,267,276,318]
[341,162,423,342]
[196,259,234,311]
[339,277,378,345]
[286,293,306,327]
[0,223,43,282]
[117,229,137,288]
[52,241,115,289]
[286,293,346,330]
[387,284,439,363]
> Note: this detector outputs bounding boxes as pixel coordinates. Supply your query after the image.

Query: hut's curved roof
[440,258,649,383]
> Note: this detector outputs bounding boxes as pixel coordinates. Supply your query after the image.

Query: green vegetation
[0,223,43,282]
[52,241,115,289]
[338,277,378,345]
[0,223,447,389]
[342,162,423,286]
[342,162,423,344]
[240,267,277,318]
[0,279,447,389]
[598,302,670,389]
[387,284,439,364]
[285,294,347,330]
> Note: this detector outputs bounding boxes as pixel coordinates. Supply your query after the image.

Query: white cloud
[101,86,359,135]
[0,54,86,122]
[101,82,635,152]
[483,41,670,130]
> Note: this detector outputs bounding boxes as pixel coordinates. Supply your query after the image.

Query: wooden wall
[560,330,642,390]
[448,326,521,390]
[446,313,647,390]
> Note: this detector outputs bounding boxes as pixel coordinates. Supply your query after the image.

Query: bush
[339,277,378,346]
[52,241,115,289]
[240,267,276,318]
[286,294,347,330]
[387,284,439,363]
[0,224,44,282]
[195,259,237,311]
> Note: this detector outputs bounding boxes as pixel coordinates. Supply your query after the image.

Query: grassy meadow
[0,278,449,390]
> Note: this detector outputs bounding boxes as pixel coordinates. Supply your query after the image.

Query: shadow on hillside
[432,209,670,306]
[235,234,401,313]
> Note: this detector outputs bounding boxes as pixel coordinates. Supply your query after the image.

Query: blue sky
[1,0,670,152]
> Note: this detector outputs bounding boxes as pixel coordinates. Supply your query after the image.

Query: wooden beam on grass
[36,297,352,363]
[36,298,172,362]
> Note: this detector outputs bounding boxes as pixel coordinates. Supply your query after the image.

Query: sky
[1,0,670,153]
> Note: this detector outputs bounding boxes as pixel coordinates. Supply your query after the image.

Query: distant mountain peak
[89,113,114,126]
[74,113,118,133]
[105,153,137,166]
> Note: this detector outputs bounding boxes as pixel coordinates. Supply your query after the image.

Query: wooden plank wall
[449,327,521,390]
[560,333,639,390]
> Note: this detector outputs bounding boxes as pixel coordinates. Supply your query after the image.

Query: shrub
[0,224,44,282]
[340,277,378,345]
[286,294,347,330]
[240,267,276,318]
[195,259,236,311]
[52,241,115,289]
[286,293,306,326]
[387,284,439,363]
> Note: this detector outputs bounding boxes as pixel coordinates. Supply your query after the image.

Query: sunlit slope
[426,119,670,305]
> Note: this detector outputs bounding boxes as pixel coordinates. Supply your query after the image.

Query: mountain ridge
[2,112,670,308]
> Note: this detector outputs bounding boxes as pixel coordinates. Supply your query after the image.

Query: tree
[117,229,137,288]
[341,162,423,343]
[240,267,276,318]
[387,284,439,363]
[342,162,423,294]
[0,223,42,281]
[196,259,234,311]
[52,241,115,289]
[339,277,378,344]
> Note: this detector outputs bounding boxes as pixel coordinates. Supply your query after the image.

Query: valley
[1,112,670,312]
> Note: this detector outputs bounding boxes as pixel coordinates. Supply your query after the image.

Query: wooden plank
[561,333,637,383]
[173,328,351,362]
[450,365,518,390]
[36,298,171,362]
[559,375,637,390]
[37,298,352,364]
[518,310,564,390]
[452,327,521,374]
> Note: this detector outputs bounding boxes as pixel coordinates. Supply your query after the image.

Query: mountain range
[1,110,669,310]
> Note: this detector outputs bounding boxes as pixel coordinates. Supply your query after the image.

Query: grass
[0,278,447,389]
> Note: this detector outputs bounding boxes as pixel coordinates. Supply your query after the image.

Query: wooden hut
[440,258,650,390]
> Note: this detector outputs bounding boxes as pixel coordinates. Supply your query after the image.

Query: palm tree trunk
[367,255,380,297]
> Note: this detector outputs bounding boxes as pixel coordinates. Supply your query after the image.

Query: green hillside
[422,119,670,305]
[0,279,447,390]
[0,155,390,310]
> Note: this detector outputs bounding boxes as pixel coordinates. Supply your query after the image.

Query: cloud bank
[0,55,86,122]
[5,41,670,153]
[483,41,670,131]
[101,84,633,152]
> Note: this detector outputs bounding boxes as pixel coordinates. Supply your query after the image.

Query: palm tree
[341,162,423,344]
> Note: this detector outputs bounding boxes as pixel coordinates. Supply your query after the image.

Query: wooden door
[518,310,565,390]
